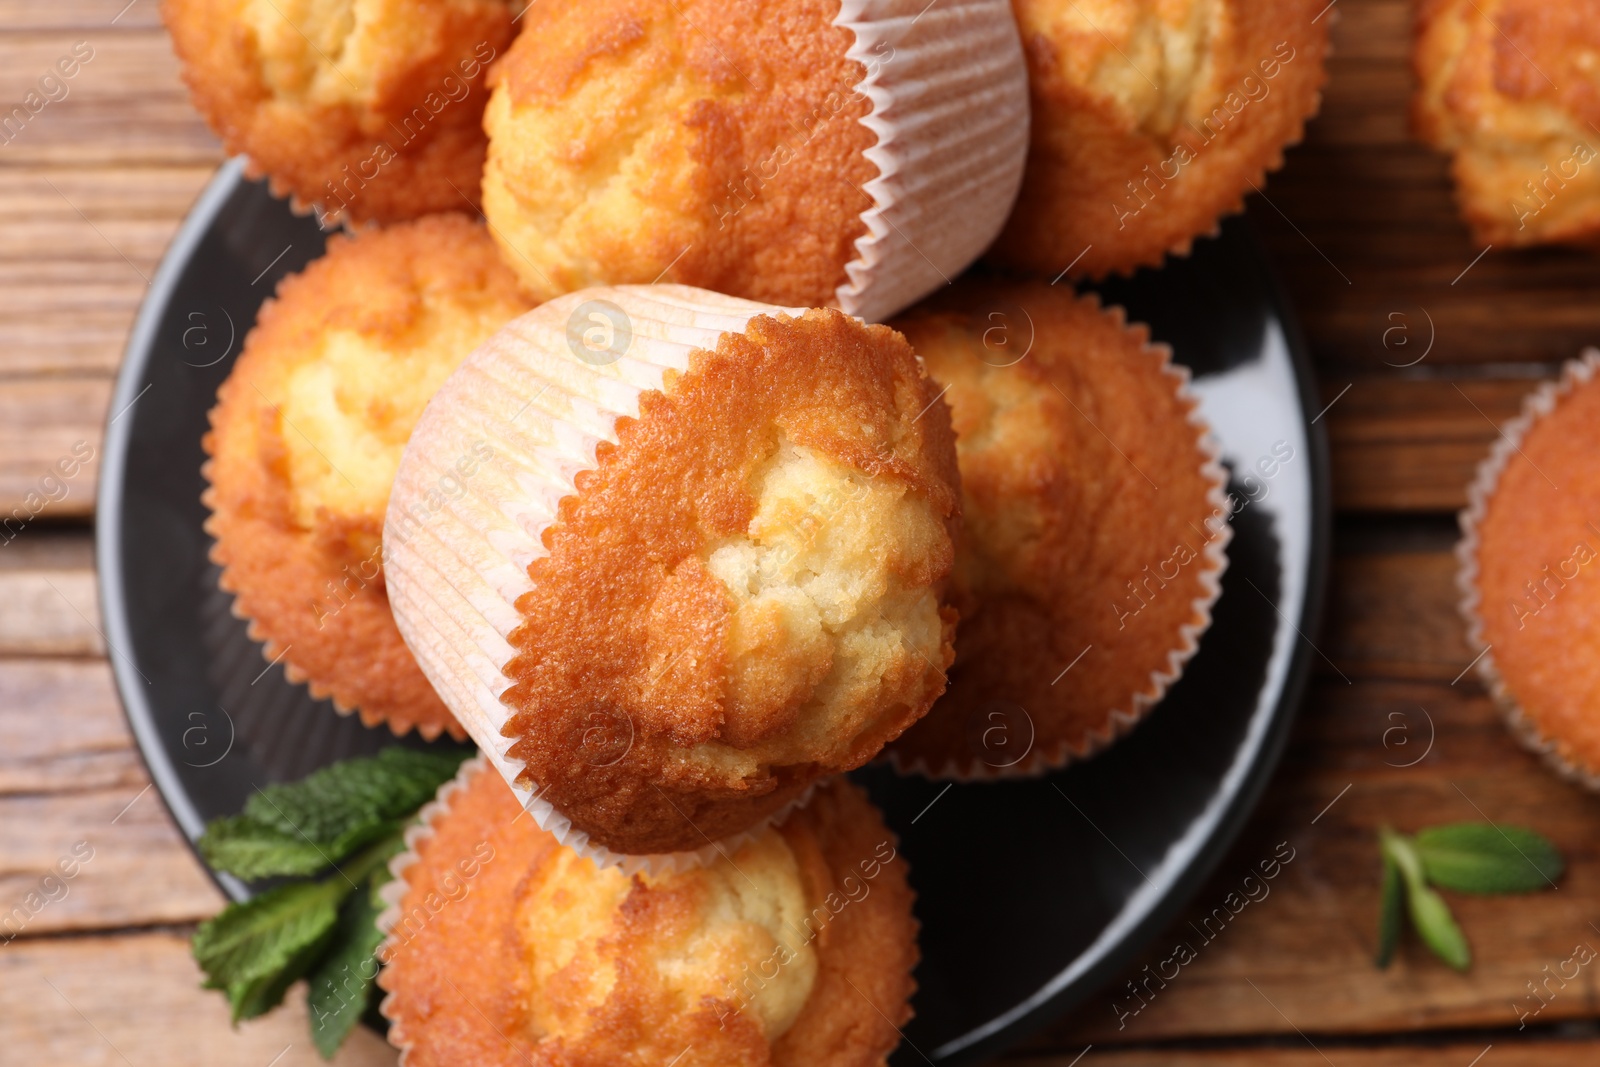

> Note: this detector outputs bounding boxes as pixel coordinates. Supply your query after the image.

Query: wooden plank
[0,567,102,657]
[0,164,217,377]
[1322,376,1550,514]
[1262,0,1600,370]
[0,649,224,936]
[0,1,164,31]
[0,660,143,796]
[1039,540,1600,1046]
[0,31,219,166]
[0,378,107,520]
[0,932,395,1066]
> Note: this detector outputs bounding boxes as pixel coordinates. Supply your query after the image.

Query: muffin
[886,279,1229,778]
[1458,351,1600,786]
[162,0,517,225]
[988,0,1331,279]
[384,284,960,862]
[377,760,918,1067]
[479,0,1029,321]
[1415,0,1600,248]
[204,215,531,739]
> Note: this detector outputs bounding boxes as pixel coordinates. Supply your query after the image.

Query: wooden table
[5,1,1600,1063]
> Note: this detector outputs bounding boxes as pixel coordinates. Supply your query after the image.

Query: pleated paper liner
[1457,349,1600,789]
[383,284,958,873]
[832,0,1029,321]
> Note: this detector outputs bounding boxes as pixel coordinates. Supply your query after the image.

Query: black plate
[98,159,1329,1064]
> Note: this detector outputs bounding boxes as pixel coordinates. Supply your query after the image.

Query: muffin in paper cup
[885,278,1231,779]
[1457,350,1600,787]
[383,283,961,868]
[480,0,1029,321]
[161,0,519,227]
[987,0,1331,280]
[203,215,532,740]
[375,757,918,1067]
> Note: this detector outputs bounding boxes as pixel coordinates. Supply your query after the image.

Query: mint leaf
[199,747,469,880]
[1415,823,1563,894]
[193,878,348,1022]
[1408,882,1470,971]
[199,815,339,880]
[245,747,468,852]
[1382,828,1470,971]
[1375,848,1403,969]
[307,866,394,1059]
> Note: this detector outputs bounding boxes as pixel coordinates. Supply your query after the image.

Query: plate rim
[95,160,1333,1064]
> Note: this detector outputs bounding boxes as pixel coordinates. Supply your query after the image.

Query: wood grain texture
[1038,540,1600,1048]
[3,933,395,1066]
[1265,1,1600,370]
[0,658,223,936]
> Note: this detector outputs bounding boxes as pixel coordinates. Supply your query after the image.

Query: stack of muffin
[167,0,1332,1062]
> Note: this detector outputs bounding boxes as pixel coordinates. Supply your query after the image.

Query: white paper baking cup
[383,284,829,874]
[1456,349,1600,790]
[833,0,1030,322]
[889,306,1232,779]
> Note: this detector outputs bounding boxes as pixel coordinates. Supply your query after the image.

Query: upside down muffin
[1415,0,1600,248]
[1459,351,1600,786]
[988,0,1331,279]
[378,761,918,1067]
[478,0,1029,321]
[204,214,531,739]
[162,0,518,225]
[886,278,1229,778]
[384,284,960,859]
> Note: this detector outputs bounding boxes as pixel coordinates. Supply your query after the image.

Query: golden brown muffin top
[1415,0,1600,246]
[162,0,516,223]
[479,0,878,306]
[886,278,1225,775]
[204,214,530,738]
[379,766,918,1067]
[989,0,1329,278]
[1467,362,1600,778]
[497,306,960,854]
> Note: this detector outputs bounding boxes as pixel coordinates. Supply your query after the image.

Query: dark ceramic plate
[98,159,1329,1065]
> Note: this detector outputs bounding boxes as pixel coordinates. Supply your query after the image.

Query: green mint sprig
[1375,822,1563,972]
[191,747,471,1058]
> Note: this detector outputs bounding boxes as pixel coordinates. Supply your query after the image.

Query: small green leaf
[1407,882,1471,971]
[244,748,469,848]
[1415,823,1563,894]
[199,815,338,880]
[1376,848,1404,969]
[193,878,349,1022]
[307,868,393,1059]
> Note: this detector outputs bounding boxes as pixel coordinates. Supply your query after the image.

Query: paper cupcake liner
[886,303,1233,780]
[200,469,465,744]
[383,285,826,874]
[834,0,1029,322]
[1456,348,1600,790]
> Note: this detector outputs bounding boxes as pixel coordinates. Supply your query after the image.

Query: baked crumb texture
[385,284,959,864]
[377,760,918,1067]
[203,214,531,740]
[161,0,517,224]
[989,0,1330,279]
[481,0,1028,321]
[886,278,1229,778]
[1415,0,1600,247]
[1459,351,1600,787]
